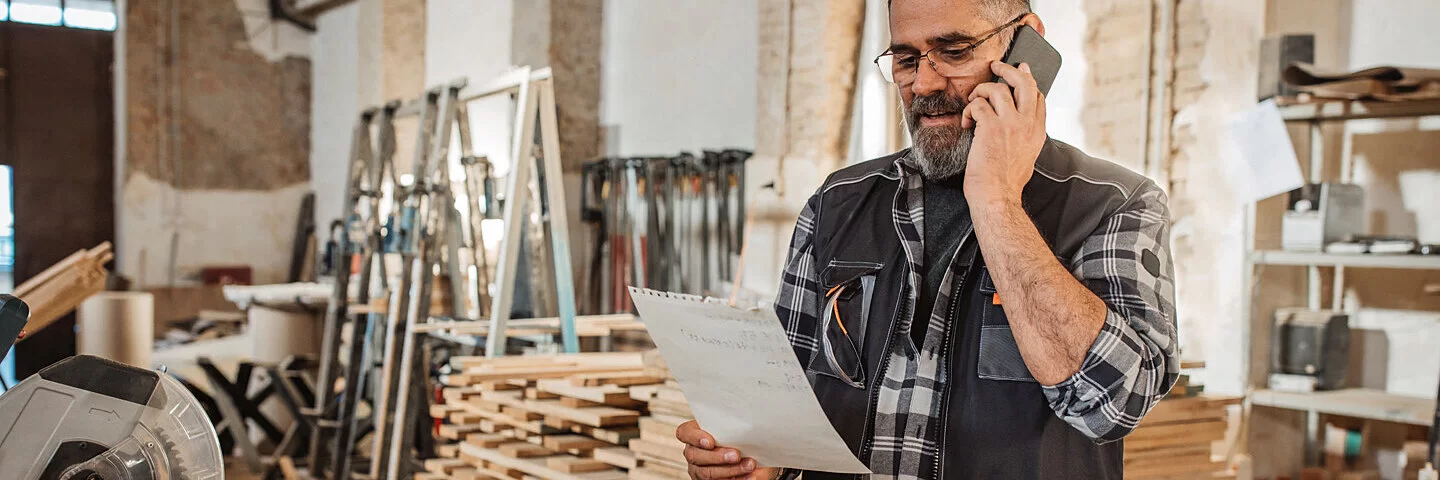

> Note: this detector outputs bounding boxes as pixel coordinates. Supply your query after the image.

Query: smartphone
[1000,25,1063,96]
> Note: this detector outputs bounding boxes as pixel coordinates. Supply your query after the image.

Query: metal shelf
[1251,250,1440,270]
[1278,98,1440,122]
[1252,388,1435,426]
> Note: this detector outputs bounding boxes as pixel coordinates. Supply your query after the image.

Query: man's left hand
[961,61,1048,205]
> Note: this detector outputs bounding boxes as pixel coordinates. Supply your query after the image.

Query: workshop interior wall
[118,0,312,286]
[598,0,759,158]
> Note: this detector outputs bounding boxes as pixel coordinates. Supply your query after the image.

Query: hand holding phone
[960,23,1061,204]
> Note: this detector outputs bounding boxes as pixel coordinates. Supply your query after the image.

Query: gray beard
[908,120,974,180]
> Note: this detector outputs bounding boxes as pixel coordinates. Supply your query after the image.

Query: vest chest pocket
[807,260,883,389]
[977,267,1038,383]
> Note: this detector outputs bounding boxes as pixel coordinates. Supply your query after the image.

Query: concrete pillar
[747,0,866,296]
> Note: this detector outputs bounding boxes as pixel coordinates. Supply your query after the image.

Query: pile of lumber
[1124,395,1241,479]
[425,351,693,480]
[624,350,693,479]
[14,242,112,339]
[416,314,648,340]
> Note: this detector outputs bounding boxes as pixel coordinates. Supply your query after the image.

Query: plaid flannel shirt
[775,152,1179,478]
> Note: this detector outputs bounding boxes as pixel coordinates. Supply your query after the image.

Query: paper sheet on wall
[627,287,871,474]
[1226,99,1306,203]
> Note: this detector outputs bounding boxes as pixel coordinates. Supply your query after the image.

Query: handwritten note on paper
[627,287,870,474]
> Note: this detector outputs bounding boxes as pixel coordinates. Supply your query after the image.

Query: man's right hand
[676,420,781,480]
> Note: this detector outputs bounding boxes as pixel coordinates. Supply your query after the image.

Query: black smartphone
[1000,25,1063,96]
[0,295,28,363]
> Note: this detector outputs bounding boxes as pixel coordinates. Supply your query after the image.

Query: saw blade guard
[57,368,224,480]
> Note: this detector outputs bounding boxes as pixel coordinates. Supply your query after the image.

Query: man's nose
[910,58,948,97]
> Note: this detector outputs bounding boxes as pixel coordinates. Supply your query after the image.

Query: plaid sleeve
[775,193,824,370]
[1041,184,1180,443]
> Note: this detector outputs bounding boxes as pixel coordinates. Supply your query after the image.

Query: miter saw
[0,295,225,480]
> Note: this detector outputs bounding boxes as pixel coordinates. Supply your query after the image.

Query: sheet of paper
[1226,99,1306,203]
[627,287,870,474]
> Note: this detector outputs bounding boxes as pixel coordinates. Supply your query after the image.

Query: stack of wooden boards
[1124,395,1242,479]
[423,351,694,480]
[625,350,693,479]
[13,242,112,339]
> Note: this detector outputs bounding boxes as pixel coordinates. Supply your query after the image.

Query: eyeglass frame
[873,13,1029,85]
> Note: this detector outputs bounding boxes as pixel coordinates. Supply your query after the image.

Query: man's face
[889,0,1014,179]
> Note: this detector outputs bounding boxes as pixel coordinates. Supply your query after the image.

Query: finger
[992,60,1040,113]
[689,458,757,479]
[961,103,976,129]
[964,97,999,126]
[684,445,744,466]
[969,82,1017,118]
[677,420,715,449]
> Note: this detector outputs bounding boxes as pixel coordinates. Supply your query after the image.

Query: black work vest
[799,139,1148,479]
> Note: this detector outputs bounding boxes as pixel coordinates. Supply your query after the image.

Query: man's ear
[1023,13,1046,37]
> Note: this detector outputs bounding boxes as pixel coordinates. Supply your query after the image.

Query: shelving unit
[1251,388,1436,427]
[1241,98,1440,469]
[1252,250,1440,270]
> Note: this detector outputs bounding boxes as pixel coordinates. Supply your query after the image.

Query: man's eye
[894,55,919,68]
[937,47,973,63]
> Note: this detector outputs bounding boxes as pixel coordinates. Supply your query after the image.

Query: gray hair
[890,0,1031,24]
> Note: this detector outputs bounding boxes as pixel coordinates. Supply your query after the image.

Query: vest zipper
[933,227,974,479]
[857,270,910,479]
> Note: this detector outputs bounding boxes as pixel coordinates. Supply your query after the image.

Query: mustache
[908,92,967,118]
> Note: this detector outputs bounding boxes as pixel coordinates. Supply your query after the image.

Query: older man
[677,0,1180,478]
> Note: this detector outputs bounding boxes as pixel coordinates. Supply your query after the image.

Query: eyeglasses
[874,14,1027,85]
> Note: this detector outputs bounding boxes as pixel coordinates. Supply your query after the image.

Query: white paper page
[628,287,871,474]
[1226,99,1306,203]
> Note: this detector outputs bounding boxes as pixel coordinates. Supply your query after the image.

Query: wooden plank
[628,437,685,465]
[498,441,556,458]
[1143,396,1241,425]
[638,417,680,442]
[1126,420,1228,452]
[628,467,684,480]
[654,387,687,404]
[629,385,660,402]
[441,423,488,440]
[527,387,561,400]
[467,433,514,448]
[426,457,468,474]
[570,425,640,445]
[634,452,689,471]
[547,456,614,474]
[277,456,300,480]
[1124,442,1211,461]
[452,412,486,424]
[571,372,665,387]
[461,366,646,383]
[593,446,639,469]
[538,379,646,408]
[504,405,544,421]
[451,467,484,480]
[432,404,462,418]
[457,398,563,435]
[461,442,629,480]
[438,443,461,458]
[1251,388,1436,426]
[563,397,604,408]
[633,455,690,476]
[454,352,644,370]
[542,434,612,452]
[483,392,641,428]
